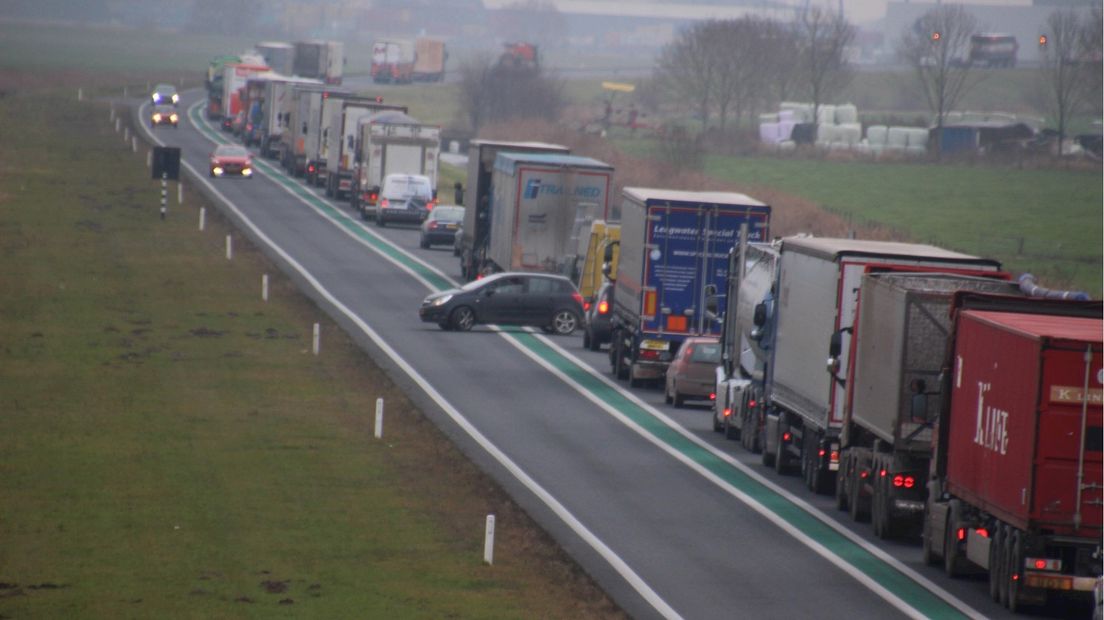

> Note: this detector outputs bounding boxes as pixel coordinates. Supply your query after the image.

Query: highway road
[133,91,1086,620]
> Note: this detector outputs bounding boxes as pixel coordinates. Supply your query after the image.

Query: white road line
[141,99,684,620]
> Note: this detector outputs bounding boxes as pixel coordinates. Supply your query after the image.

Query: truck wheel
[1005,530,1031,612]
[921,509,938,566]
[989,524,1005,602]
[943,505,966,578]
[448,306,475,332]
[773,434,788,474]
[834,456,849,511]
[849,468,870,522]
[713,407,724,433]
[761,423,775,466]
[873,479,889,539]
[613,339,629,380]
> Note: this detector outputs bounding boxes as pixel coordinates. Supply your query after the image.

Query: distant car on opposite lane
[150,104,179,128]
[419,272,584,335]
[664,337,722,407]
[151,83,179,106]
[420,205,464,248]
[209,144,253,178]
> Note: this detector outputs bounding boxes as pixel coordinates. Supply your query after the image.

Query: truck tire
[724,414,740,440]
[613,338,629,381]
[773,434,788,474]
[921,509,938,566]
[943,504,967,578]
[849,468,870,522]
[1005,530,1034,612]
[761,422,775,466]
[989,524,1005,602]
[834,456,849,512]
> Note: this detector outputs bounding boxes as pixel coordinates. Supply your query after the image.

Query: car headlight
[213,166,224,176]
[152,113,162,122]
[169,113,179,123]
[242,167,252,176]
[171,94,179,104]
[431,294,453,307]
[152,94,161,103]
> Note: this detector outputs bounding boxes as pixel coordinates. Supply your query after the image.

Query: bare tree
[793,7,855,121]
[457,54,565,133]
[760,19,802,109]
[1079,6,1103,117]
[897,5,982,139]
[1038,9,1093,155]
[655,22,717,128]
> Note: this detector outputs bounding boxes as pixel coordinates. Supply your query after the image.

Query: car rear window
[382,175,432,200]
[432,207,464,222]
[690,343,722,364]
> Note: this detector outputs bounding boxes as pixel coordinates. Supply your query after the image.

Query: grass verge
[0,82,624,618]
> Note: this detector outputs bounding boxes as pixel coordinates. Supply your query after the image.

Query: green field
[0,87,622,618]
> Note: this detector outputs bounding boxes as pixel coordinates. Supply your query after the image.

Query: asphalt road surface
[132,90,1090,620]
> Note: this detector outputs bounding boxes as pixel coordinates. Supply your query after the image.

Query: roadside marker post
[374,398,384,439]
[115,118,120,132]
[226,234,232,260]
[132,136,137,153]
[199,207,206,231]
[177,183,183,205]
[77,88,82,101]
[312,323,320,355]
[124,126,129,142]
[159,173,167,220]
[262,274,269,302]
[484,515,496,565]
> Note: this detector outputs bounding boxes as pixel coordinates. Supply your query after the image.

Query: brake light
[975,528,989,538]
[380,198,389,208]
[598,300,609,314]
[880,469,888,478]
[818,449,826,457]
[308,164,316,173]
[748,399,756,408]
[782,432,792,442]
[860,470,869,479]
[830,450,839,463]
[904,476,915,489]
[723,408,731,418]
[1026,557,1061,571]
[957,528,966,541]
[893,474,904,487]
[639,350,660,361]
[583,301,591,312]
[428,221,438,229]
[369,192,378,203]
[709,392,715,400]
[571,291,584,307]
[428,199,436,210]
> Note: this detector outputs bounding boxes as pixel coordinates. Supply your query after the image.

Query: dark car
[151,83,179,106]
[376,174,434,227]
[582,281,613,351]
[209,144,253,178]
[150,104,179,128]
[419,272,584,335]
[420,205,464,249]
[664,337,722,407]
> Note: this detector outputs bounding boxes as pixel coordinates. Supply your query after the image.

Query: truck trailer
[758,238,1002,495]
[923,294,1102,613]
[320,96,407,199]
[834,272,1020,539]
[483,153,613,277]
[458,140,569,281]
[372,40,415,84]
[293,40,344,85]
[609,189,771,388]
[280,85,348,178]
[413,37,447,82]
[351,111,440,218]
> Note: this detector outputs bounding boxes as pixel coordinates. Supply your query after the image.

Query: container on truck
[483,153,613,280]
[458,140,570,281]
[320,96,407,199]
[218,62,270,127]
[758,238,1003,495]
[293,40,344,84]
[280,85,347,177]
[834,272,1019,540]
[609,189,771,388]
[350,111,440,217]
[413,37,447,82]
[923,294,1101,612]
[255,41,295,75]
[372,40,415,84]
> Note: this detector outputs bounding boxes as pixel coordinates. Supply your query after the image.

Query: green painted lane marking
[187,100,975,619]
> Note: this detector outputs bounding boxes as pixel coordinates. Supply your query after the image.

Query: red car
[209,144,253,179]
[664,337,722,407]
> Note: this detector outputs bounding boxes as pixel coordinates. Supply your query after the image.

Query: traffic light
[1038,34,1048,47]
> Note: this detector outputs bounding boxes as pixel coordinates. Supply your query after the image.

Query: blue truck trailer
[609,188,771,387]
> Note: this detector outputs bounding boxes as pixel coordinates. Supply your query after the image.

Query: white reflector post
[483,515,496,565]
[312,323,320,355]
[225,234,232,260]
[199,207,205,231]
[262,274,269,302]
[374,397,383,439]
[177,183,183,205]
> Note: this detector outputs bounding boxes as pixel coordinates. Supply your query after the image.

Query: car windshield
[431,207,464,222]
[689,342,722,364]
[216,146,248,157]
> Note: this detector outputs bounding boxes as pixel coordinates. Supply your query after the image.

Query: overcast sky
[801,0,1033,24]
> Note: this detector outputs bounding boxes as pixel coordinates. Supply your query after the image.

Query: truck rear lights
[571,292,584,307]
[597,300,609,314]
[957,528,967,541]
[308,164,316,173]
[782,432,792,443]
[380,198,390,208]
[748,399,756,408]
[666,315,687,332]
[428,221,438,229]
[830,450,839,463]
[892,474,916,488]
[974,528,989,538]
[723,408,731,418]
[709,393,716,400]
[818,449,826,457]
[1026,557,1062,572]
[640,350,661,361]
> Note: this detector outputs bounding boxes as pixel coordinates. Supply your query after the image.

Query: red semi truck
[923,293,1102,613]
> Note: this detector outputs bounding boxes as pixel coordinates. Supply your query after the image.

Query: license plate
[893,499,924,512]
[640,339,669,351]
[1025,574,1072,590]
[446,224,457,229]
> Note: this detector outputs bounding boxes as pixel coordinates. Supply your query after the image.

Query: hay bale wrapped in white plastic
[816,123,838,147]
[782,102,814,123]
[778,140,797,152]
[835,104,858,125]
[777,120,796,142]
[886,127,910,150]
[778,109,795,122]
[907,128,929,149]
[866,125,888,146]
[854,141,871,155]
[760,122,780,144]
[759,112,779,124]
[817,104,837,125]
[838,123,863,146]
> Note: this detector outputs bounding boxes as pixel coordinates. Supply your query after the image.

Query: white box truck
[351,112,441,218]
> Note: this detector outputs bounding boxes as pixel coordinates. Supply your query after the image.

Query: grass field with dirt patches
[0,84,624,618]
